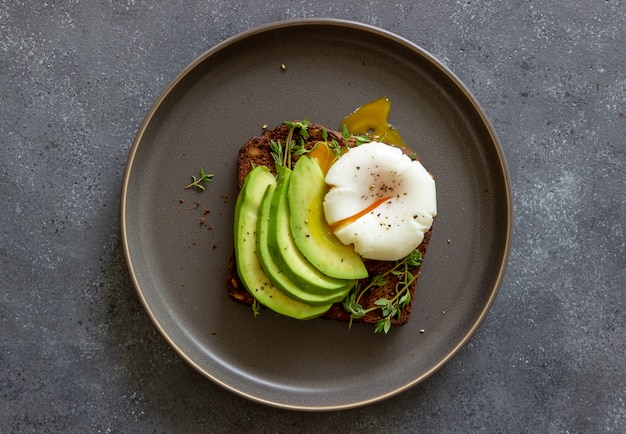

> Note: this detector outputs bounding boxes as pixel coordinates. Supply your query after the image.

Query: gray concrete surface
[1,1,624,432]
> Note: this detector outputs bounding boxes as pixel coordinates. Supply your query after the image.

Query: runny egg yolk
[340,97,408,148]
[308,142,336,175]
[323,141,437,261]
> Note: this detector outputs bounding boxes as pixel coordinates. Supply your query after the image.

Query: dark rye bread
[227,122,433,326]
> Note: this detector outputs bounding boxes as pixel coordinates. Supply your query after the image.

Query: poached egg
[323,141,437,261]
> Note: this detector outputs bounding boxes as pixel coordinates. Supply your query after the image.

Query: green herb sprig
[185,167,214,191]
[269,118,311,169]
[342,249,423,334]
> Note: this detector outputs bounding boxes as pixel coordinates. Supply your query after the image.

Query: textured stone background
[1,1,624,432]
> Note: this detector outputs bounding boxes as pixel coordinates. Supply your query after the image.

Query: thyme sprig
[269,119,311,169]
[342,249,423,334]
[184,167,214,191]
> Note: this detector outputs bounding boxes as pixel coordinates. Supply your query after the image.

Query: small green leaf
[370,274,387,287]
[399,292,411,308]
[341,124,350,140]
[406,250,423,267]
[251,300,261,317]
[354,135,371,145]
[382,305,395,317]
[374,317,392,334]
[321,128,328,141]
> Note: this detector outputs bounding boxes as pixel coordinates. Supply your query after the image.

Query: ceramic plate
[120,19,512,410]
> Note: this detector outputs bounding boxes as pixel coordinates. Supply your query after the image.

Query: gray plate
[120,19,512,411]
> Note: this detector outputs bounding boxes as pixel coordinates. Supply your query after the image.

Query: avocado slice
[267,167,355,295]
[234,166,330,320]
[257,174,350,306]
[288,156,368,279]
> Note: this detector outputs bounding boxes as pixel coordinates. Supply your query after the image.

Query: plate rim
[119,17,513,411]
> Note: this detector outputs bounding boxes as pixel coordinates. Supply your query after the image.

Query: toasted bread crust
[227,122,432,326]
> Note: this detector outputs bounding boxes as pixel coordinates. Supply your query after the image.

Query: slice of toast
[227,122,433,327]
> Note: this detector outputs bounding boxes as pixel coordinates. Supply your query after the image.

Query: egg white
[323,141,437,261]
